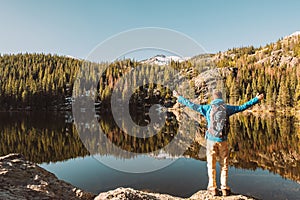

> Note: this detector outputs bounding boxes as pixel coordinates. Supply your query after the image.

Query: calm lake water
[0,111,299,200]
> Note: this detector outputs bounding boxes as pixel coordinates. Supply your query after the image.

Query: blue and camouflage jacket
[177,96,259,142]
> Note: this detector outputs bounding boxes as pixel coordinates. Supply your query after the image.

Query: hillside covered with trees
[213,33,300,110]
[0,53,79,110]
[0,33,300,111]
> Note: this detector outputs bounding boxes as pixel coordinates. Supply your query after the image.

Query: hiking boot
[208,188,218,196]
[222,188,231,196]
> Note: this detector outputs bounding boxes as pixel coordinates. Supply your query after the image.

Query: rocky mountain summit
[0,153,256,200]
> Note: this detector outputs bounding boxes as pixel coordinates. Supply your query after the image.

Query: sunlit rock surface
[0,154,95,200]
[95,187,256,200]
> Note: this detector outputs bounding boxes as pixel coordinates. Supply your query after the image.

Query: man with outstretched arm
[173,90,264,196]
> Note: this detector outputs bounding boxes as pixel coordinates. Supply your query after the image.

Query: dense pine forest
[0,53,80,110]
[213,34,300,109]
[0,34,300,111]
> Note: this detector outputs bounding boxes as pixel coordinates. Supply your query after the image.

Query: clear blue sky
[1,0,300,59]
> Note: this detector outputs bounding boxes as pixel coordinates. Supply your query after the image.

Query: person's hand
[173,90,180,98]
[172,109,182,122]
[256,93,264,101]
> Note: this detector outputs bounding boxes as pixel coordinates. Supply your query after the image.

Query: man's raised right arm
[173,90,209,116]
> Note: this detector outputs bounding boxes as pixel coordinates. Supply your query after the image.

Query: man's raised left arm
[227,93,264,115]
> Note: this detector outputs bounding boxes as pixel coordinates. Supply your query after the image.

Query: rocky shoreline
[0,154,256,200]
[95,187,256,200]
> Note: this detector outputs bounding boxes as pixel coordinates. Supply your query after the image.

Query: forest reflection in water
[0,110,299,183]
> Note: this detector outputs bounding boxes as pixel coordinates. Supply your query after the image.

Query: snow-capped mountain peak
[140,55,189,66]
[285,31,300,38]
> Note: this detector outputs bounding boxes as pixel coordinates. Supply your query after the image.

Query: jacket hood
[211,98,224,104]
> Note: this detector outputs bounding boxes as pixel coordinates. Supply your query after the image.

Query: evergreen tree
[277,79,291,107]
[294,81,300,108]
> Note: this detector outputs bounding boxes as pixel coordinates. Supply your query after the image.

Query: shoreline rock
[95,187,257,200]
[0,153,257,200]
[0,153,95,200]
